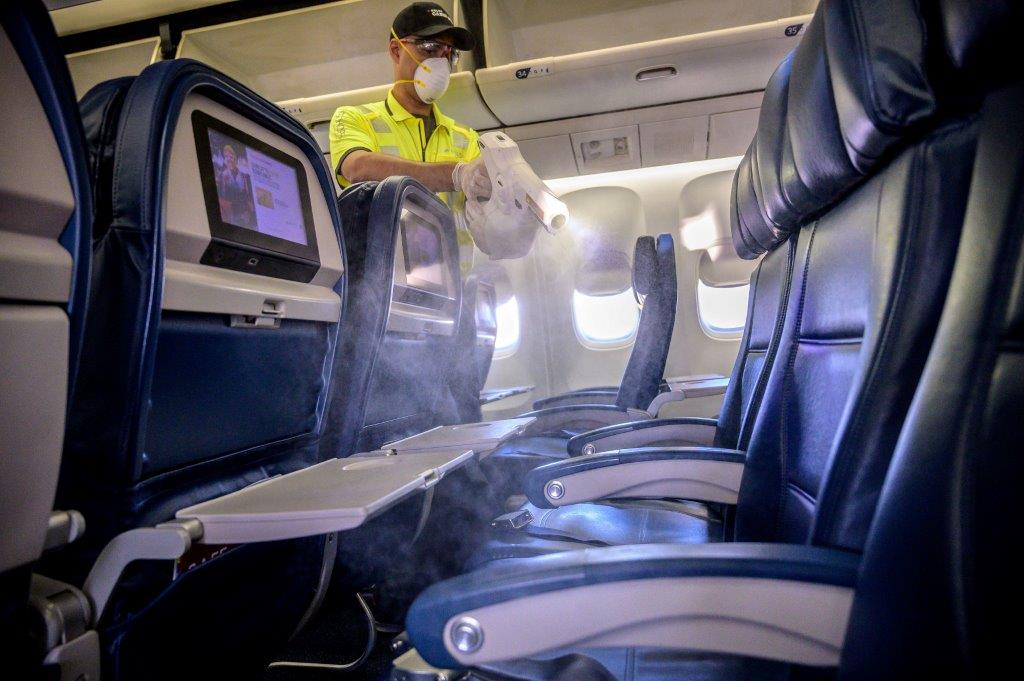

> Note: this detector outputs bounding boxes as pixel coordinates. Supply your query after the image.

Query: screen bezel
[390,191,458,319]
[192,110,320,266]
[399,204,448,297]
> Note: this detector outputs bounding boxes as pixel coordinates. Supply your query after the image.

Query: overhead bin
[66,37,160,97]
[177,0,499,130]
[279,73,500,132]
[477,0,813,126]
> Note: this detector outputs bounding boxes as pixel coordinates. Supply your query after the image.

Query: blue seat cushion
[484,436,572,501]
[489,435,572,461]
[472,500,723,567]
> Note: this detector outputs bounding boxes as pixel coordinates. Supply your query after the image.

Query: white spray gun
[464,131,568,260]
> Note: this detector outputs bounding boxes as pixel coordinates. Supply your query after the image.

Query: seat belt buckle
[490,508,534,530]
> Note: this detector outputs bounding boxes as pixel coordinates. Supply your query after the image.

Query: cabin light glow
[493,295,521,357]
[572,288,640,348]
[679,206,720,251]
[545,156,743,192]
[696,281,749,336]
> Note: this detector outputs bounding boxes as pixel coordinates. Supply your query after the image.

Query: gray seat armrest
[406,542,859,669]
[566,417,719,456]
[524,446,745,508]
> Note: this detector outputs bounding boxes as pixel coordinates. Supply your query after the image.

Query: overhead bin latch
[635,65,677,82]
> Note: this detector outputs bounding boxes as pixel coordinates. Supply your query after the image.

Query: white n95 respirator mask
[393,29,452,104]
[408,57,451,103]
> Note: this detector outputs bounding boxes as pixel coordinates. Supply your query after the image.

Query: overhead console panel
[477,0,813,126]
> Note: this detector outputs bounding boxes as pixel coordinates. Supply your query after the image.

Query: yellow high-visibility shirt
[329,90,479,273]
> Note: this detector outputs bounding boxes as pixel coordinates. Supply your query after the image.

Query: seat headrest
[79,76,134,238]
[631,236,656,296]
[632,233,675,296]
[732,0,941,259]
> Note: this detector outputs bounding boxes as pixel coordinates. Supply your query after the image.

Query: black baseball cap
[391,2,475,51]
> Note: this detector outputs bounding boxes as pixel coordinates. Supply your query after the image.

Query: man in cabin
[328,2,490,273]
[216,144,256,229]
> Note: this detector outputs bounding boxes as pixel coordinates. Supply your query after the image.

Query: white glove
[452,156,492,208]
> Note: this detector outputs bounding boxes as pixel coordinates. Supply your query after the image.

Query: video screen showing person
[207,129,308,245]
[400,208,446,295]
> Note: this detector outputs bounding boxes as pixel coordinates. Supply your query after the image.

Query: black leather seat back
[447,273,496,424]
[839,9,1024,671]
[79,76,134,239]
[49,60,345,678]
[58,60,343,573]
[713,237,795,450]
[323,177,462,455]
[731,0,979,553]
[615,234,677,410]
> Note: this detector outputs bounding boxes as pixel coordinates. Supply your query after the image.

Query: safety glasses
[401,37,461,67]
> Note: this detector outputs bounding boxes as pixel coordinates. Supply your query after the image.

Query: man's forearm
[341,151,457,192]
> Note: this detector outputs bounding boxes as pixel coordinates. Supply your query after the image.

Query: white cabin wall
[533,186,644,396]
[484,156,745,419]
[477,248,554,417]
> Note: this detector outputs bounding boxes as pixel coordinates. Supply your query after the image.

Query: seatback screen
[207,128,308,245]
[400,205,447,296]
[193,111,319,277]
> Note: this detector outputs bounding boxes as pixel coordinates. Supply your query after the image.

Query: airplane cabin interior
[1,1,1021,679]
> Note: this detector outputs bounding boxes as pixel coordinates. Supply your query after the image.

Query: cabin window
[493,295,521,358]
[572,288,640,349]
[696,280,748,337]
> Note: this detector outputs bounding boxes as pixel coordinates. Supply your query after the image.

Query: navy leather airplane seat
[614,234,678,411]
[79,76,135,237]
[440,0,980,643]
[530,234,679,412]
[44,60,345,678]
[483,0,988,565]
[447,272,497,424]
[497,0,979,564]
[406,1,1009,676]
[0,1,92,671]
[321,176,462,456]
[476,237,796,559]
[483,235,678,494]
[841,82,1024,681]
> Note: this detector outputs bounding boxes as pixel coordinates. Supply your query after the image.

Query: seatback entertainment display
[400,205,448,296]
[193,111,319,281]
[207,127,308,245]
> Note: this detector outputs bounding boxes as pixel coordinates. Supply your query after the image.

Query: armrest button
[451,617,483,653]
[545,480,565,501]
